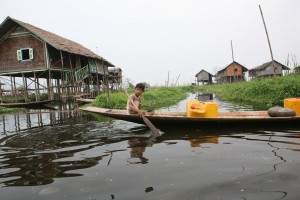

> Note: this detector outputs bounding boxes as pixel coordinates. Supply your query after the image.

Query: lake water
[1,94,300,200]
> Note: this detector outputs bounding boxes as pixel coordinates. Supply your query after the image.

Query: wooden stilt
[60,50,65,99]
[0,79,2,103]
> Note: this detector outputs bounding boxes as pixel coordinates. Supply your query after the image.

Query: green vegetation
[1,93,48,103]
[90,74,300,110]
[91,87,188,110]
[0,106,23,114]
[1,74,298,113]
[193,74,300,107]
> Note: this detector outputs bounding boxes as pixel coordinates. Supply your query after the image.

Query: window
[17,48,33,61]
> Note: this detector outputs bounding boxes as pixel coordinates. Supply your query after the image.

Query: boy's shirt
[127,94,141,114]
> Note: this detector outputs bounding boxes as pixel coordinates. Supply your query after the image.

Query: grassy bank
[193,74,300,107]
[0,107,23,114]
[91,87,188,110]
[90,74,300,110]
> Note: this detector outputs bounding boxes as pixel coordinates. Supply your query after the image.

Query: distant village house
[108,67,122,90]
[195,69,213,85]
[214,61,248,84]
[248,60,290,79]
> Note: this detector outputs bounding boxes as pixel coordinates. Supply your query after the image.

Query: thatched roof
[0,16,114,66]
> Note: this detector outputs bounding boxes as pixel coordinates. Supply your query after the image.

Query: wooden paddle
[125,89,161,136]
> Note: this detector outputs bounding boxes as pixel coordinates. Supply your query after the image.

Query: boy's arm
[128,96,143,117]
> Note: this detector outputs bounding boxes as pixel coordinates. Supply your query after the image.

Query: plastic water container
[284,98,300,116]
[186,99,218,117]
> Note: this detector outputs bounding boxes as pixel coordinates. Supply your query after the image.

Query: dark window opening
[22,49,30,60]
[17,48,33,61]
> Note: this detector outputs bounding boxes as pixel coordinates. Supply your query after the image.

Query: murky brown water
[1,94,300,200]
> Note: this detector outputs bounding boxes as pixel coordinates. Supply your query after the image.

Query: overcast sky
[1,0,300,86]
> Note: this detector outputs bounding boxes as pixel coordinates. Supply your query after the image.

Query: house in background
[214,61,248,84]
[0,16,118,103]
[195,69,213,85]
[108,67,122,90]
[248,60,290,79]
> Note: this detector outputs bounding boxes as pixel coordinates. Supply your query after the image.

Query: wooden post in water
[60,50,65,98]
[10,76,15,102]
[259,5,276,80]
[0,79,2,103]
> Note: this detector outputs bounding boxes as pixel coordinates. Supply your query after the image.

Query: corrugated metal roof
[249,60,289,71]
[0,16,114,66]
[195,69,213,77]
[215,61,248,75]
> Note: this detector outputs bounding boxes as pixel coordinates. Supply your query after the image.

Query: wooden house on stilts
[248,60,290,79]
[0,16,117,104]
[214,61,248,84]
[108,67,123,91]
[195,69,213,85]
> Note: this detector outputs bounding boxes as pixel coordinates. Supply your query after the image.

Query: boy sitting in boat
[127,83,154,117]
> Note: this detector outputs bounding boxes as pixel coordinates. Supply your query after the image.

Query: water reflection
[127,136,156,164]
[159,93,262,112]
[197,93,214,101]
[0,119,106,186]
[1,100,300,200]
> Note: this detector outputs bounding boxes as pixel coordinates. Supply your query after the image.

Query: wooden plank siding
[0,16,119,102]
[195,69,213,85]
[108,67,122,90]
[248,60,290,79]
[0,29,45,72]
[214,61,248,84]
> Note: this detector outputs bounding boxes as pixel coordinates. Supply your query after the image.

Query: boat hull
[0,100,54,108]
[80,106,300,127]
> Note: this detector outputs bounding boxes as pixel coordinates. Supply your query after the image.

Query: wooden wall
[226,63,243,76]
[0,34,45,72]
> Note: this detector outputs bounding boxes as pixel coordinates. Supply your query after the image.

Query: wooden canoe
[79,106,300,127]
[0,100,54,108]
[76,98,95,104]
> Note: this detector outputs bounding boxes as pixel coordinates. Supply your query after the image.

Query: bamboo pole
[259,5,276,80]
[10,76,15,101]
[166,71,170,87]
[35,73,41,101]
[96,62,100,96]
[0,79,2,103]
[69,53,75,94]
[60,50,65,97]
[47,70,51,100]
[102,59,110,107]
[231,40,237,82]
[13,77,17,102]
[174,74,180,86]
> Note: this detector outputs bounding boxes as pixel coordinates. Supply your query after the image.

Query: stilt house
[108,67,122,91]
[214,61,248,84]
[195,69,213,85]
[248,60,290,79]
[0,16,117,103]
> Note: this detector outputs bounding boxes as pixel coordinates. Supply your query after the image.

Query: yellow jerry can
[186,99,218,117]
[284,98,300,116]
